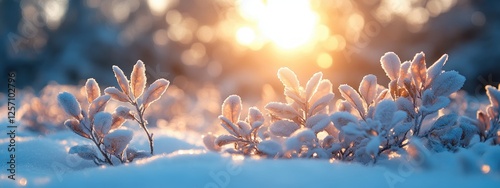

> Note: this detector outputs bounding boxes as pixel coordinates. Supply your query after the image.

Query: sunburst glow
[237,0,319,50]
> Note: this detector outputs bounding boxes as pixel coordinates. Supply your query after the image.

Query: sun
[236,0,319,50]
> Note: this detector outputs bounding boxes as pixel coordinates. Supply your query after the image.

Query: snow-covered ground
[1,125,499,188]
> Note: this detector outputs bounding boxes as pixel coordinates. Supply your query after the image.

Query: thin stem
[91,133,114,165]
[82,120,113,165]
[133,102,154,155]
[415,114,427,136]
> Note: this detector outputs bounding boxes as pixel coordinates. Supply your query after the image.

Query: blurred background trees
[1,0,499,98]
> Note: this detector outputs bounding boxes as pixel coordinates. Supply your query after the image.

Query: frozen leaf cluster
[203,95,269,155]
[105,60,170,155]
[58,60,169,165]
[203,52,500,165]
[475,85,500,144]
[58,85,131,165]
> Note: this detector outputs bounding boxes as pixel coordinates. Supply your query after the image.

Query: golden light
[481,165,490,174]
[236,26,257,45]
[18,178,28,186]
[237,0,319,50]
[316,52,333,69]
[388,152,402,159]
[147,0,177,16]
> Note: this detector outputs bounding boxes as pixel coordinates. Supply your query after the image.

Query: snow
[1,126,500,187]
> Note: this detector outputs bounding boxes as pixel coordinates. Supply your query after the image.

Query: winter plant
[477,85,500,144]
[104,60,170,155]
[58,60,169,165]
[204,51,500,164]
[204,68,337,158]
[203,95,267,155]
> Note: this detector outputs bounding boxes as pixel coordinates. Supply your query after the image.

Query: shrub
[204,51,499,164]
[58,60,169,165]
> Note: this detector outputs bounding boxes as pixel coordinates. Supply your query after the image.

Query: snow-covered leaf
[203,133,221,152]
[248,107,264,126]
[219,116,240,136]
[277,67,300,92]
[396,97,415,117]
[305,114,331,133]
[397,61,411,86]
[487,106,498,121]
[222,95,242,123]
[393,122,412,136]
[270,120,300,137]
[359,74,377,105]
[374,100,397,126]
[237,121,252,136]
[111,114,125,130]
[374,89,389,105]
[57,92,82,118]
[339,84,365,117]
[69,145,98,160]
[440,127,463,144]
[88,95,111,120]
[310,80,333,106]
[459,117,479,145]
[215,135,240,146]
[486,85,500,109]
[391,111,407,125]
[431,71,465,97]
[141,79,170,109]
[431,114,458,131]
[85,78,101,103]
[265,102,300,120]
[64,119,90,139]
[380,52,401,80]
[336,100,353,112]
[258,140,282,156]
[330,112,358,130]
[285,89,304,104]
[341,123,363,136]
[308,93,334,116]
[322,135,335,148]
[130,60,147,98]
[285,128,316,151]
[103,129,133,156]
[421,90,450,113]
[104,87,129,102]
[426,54,448,87]
[115,106,134,119]
[476,111,488,133]
[410,52,426,88]
[112,65,130,96]
[305,72,323,102]
[366,136,381,155]
[93,112,113,140]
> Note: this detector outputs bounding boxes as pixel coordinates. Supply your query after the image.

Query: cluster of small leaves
[476,85,500,144]
[204,52,500,164]
[58,60,169,165]
[105,60,170,155]
[203,95,266,155]
[205,67,336,158]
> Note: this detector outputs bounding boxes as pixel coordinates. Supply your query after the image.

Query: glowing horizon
[236,0,320,50]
